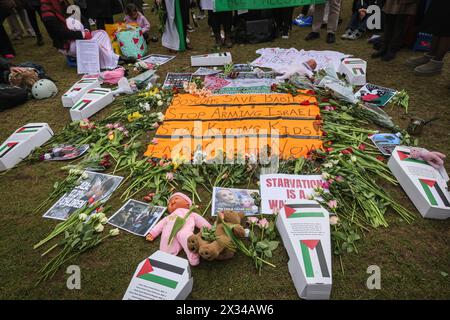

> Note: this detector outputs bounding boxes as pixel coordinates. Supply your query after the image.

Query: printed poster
[43,171,123,220]
[211,187,260,216]
[355,83,397,107]
[163,73,193,89]
[108,200,166,237]
[260,174,324,214]
[369,133,401,156]
[141,54,175,66]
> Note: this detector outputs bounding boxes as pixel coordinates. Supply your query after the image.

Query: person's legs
[26,9,44,46]
[0,12,15,56]
[221,11,233,47]
[414,36,450,75]
[179,0,191,48]
[326,0,341,34]
[282,7,294,35]
[372,13,394,58]
[432,36,450,61]
[406,35,438,68]
[311,4,325,33]
[7,11,24,39]
[17,9,34,37]
[209,11,222,46]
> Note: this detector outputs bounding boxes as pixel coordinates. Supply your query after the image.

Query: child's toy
[409,147,446,170]
[69,88,114,120]
[187,211,246,262]
[146,193,211,266]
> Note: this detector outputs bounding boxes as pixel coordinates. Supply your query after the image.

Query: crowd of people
[0,0,448,109]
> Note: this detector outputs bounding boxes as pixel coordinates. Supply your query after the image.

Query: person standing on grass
[86,0,123,30]
[274,6,294,39]
[371,0,418,61]
[305,0,343,44]
[0,0,16,59]
[25,0,45,46]
[341,0,384,40]
[405,0,450,76]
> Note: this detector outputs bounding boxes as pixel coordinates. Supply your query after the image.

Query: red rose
[306,90,316,95]
[376,155,385,162]
[358,144,366,151]
[300,100,310,105]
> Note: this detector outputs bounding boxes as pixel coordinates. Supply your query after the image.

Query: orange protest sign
[145,93,322,160]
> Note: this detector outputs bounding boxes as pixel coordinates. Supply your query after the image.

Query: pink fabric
[124,12,150,34]
[149,208,211,266]
[169,192,192,207]
[100,67,125,85]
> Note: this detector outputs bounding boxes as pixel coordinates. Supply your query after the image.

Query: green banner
[214,0,326,12]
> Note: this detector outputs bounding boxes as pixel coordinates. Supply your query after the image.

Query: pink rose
[247,217,259,225]
[335,175,344,182]
[320,181,330,189]
[258,218,269,229]
[327,200,337,209]
[166,172,174,181]
[106,123,113,129]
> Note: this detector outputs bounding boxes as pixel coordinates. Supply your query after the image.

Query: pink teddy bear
[146,192,211,266]
[409,147,446,169]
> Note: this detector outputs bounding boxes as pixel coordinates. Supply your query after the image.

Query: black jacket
[87,0,123,18]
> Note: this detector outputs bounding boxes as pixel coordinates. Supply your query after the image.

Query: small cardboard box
[123,250,193,300]
[61,77,101,108]
[0,123,53,171]
[388,146,450,219]
[338,57,367,86]
[276,201,332,300]
[191,52,232,66]
[69,88,114,121]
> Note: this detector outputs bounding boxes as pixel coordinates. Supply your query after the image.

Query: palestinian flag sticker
[284,203,324,219]
[299,240,330,279]
[136,258,185,289]
[419,178,450,207]
[397,150,429,166]
[0,142,19,158]
[72,99,92,111]
[15,125,43,134]
[87,88,110,95]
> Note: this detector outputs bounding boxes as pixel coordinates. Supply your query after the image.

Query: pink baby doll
[409,147,446,170]
[145,192,211,266]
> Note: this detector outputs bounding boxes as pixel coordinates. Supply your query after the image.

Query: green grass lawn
[0,1,449,300]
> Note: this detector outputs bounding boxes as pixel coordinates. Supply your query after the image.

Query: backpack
[234,17,276,44]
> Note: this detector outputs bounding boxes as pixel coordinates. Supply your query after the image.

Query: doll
[275,59,317,80]
[146,192,211,266]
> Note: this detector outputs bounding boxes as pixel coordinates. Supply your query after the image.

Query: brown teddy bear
[187,211,246,261]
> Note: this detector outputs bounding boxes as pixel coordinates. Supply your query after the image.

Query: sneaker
[341,29,353,39]
[297,16,312,27]
[414,59,443,76]
[296,13,305,20]
[282,32,290,39]
[347,30,362,40]
[305,32,320,41]
[405,54,433,68]
[326,33,336,43]
[187,25,195,33]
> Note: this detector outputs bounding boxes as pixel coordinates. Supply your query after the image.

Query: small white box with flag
[61,76,101,108]
[0,123,53,171]
[338,57,367,86]
[123,250,193,300]
[69,88,114,121]
[276,200,332,300]
[388,146,450,219]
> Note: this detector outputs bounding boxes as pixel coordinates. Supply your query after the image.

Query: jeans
[348,12,368,32]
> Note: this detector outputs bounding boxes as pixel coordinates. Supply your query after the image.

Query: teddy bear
[187,211,246,262]
[146,192,211,266]
[409,147,446,169]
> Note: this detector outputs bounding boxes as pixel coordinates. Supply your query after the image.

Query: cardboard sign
[43,171,123,220]
[108,200,166,237]
[260,174,324,214]
[62,77,101,108]
[69,88,114,120]
[76,40,100,74]
[144,93,323,160]
[338,57,367,86]
[0,123,53,171]
[388,146,450,220]
[276,200,332,300]
[191,52,232,66]
[123,250,193,300]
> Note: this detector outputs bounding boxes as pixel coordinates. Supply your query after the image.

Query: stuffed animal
[187,211,246,262]
[409,147,446,169]
[146,192,211,266]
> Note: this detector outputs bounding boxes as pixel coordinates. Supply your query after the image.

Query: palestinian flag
[136,257,185,289]
[15,125,43,134]
[72,99,92,111]
[299,240,330,278]
[161,0,186,52]
[284,203,324,219]
[419,178,450,207]
[77,79,97,84]
[87,88,110,95]
[352,67,365,75]
[397,150,429,166]
[0,142,19,158]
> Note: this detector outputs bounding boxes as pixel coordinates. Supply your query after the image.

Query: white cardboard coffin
[276,200,332,300]
[338,57,367,86]
[123,250,193,300]
[61,77,101,108]
[191,52,232,66]
[0,123,53,171]
[69,88,114,121]
[388,146,450,219]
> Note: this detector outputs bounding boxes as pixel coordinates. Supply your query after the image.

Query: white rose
[78,213,88,221]
[100,216,108,224]
[322,172,331,180]
[94,224,104,233]
[323,162,333,168]
[350,155,357,163]
[81,172,89,179]
[155,94,161,100]
[109,228,120,236]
